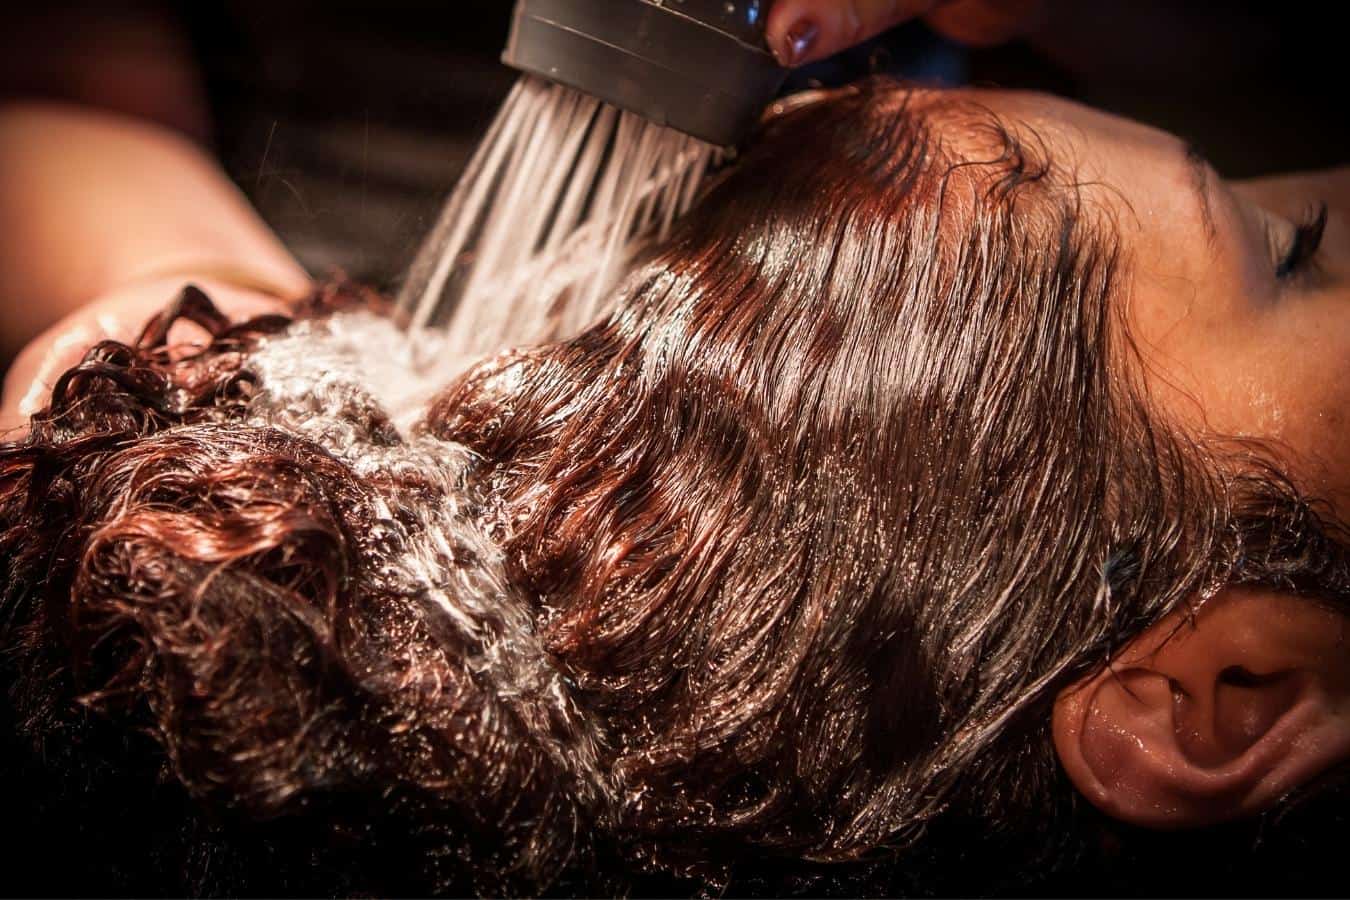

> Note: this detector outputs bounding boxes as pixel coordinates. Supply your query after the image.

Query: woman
[2,73,1348,895]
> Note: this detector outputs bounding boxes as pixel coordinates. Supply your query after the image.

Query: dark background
[5,1,1345,293]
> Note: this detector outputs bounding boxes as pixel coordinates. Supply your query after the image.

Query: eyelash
[1274,202,1328,280]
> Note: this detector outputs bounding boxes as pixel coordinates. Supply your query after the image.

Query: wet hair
[2,80,1348,896]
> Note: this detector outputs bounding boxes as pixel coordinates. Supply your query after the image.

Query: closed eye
[1218,665,1292,689]
[1274,202,1328,280]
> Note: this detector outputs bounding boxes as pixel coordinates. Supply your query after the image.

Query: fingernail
[779,19,819,67]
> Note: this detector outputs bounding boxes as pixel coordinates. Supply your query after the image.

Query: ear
[1053,587,1350,828]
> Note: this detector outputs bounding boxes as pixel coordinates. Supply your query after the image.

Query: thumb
[765,0,942,68]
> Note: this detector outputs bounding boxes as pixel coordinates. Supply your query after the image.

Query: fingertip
[765,0,829,67]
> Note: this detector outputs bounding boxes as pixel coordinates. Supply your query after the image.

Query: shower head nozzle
[503,0,788,147]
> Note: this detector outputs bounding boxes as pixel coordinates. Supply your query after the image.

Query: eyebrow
[1182,142,1218,242]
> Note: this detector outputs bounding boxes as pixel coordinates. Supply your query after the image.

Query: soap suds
[241,310,611,811]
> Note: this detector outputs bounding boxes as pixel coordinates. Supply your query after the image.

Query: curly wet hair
[3,80,1348,896]
[0,280,637,895]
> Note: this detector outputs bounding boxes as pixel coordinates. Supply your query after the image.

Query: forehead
[940,90,1197,205]
[931,89,1221,293]
[942,90,1350,523]
[913,88,1217,298]
[893,89,1261,422]
[952,88,1178,158]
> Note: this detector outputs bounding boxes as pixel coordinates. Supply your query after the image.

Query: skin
[0,103,309,436]
[955,88,1350,828]
[963,89,1350,521]
[1054,588,1350,828]
[765,0,1043,67]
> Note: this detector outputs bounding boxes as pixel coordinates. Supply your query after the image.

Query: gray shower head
[502,0,789,147]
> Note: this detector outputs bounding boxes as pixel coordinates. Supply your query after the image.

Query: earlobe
[1053,588,1350,828]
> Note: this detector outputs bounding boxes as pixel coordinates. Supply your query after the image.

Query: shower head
[502,0,789,147]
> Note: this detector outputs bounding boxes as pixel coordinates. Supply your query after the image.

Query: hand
[765,0,1043,68]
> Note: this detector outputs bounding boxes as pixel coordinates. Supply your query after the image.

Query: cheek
[1243,304,1350,518]
[1144,287,1350,528]
[1276,374,1350,520]
[1180,311,1350,522]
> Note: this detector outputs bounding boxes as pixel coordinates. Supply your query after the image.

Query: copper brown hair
[3,80,1348,896]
